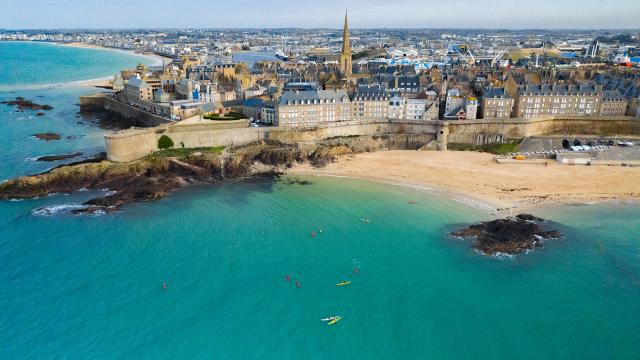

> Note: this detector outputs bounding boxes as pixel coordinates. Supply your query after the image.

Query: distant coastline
[0,40,170,90]
[58,41,172,66]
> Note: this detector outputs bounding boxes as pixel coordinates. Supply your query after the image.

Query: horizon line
[3,27,640,32]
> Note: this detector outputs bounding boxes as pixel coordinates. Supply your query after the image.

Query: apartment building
[599,90,628,117]
[482,88,514,119]
[276,90,351,127]
[513,84,602,118]
[124,78,152,102]
[352,85,389,120]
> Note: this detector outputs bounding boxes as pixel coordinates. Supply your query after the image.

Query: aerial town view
[1,0,639,358]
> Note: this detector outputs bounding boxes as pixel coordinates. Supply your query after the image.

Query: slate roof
[517,84,602,96]
[278,90,350,106]
[126,77,150,88]
[483,87,512,99]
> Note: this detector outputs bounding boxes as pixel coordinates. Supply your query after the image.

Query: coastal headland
[0,141,354,214]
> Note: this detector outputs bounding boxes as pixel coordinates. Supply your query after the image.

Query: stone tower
[339,11,352,78]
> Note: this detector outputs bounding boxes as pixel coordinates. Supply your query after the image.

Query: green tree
[158,135,174,150]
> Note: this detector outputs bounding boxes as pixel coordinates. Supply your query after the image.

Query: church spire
[339,10,352,77]
[342,10,351,55]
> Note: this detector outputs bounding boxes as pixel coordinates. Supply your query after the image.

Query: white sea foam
[493,252,516,260]
[33,204,88,216]
[33,204,107,217]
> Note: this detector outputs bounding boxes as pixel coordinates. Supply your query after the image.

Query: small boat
[336,281,351,286]
[321,316,338,322]
[328,316,342,325]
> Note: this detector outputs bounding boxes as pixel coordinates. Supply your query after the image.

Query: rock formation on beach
[452,214,562,256]
[0,141,355,215]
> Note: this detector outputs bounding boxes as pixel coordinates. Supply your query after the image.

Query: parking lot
[509,136,640,161]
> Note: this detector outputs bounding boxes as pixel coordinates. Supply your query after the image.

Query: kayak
[328,316,342,325]
[336,281,351,286]
[321,316,338,322]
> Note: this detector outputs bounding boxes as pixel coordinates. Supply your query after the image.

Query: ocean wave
[494,252,516,260]
[473,248,516,260]
[33,204,89,216]
[32,204,106,217]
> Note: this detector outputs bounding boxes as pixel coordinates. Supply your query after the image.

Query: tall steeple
[339,10,352,78]
[342,11,350,55]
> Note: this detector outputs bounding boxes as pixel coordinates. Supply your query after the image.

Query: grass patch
[448,142,519,155]
[147,146,225,159]
[203,112,245,121]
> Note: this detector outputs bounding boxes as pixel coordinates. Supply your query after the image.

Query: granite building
[276,90,351,127]
[513,84,602,118]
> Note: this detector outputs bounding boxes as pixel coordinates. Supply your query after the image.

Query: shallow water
[0,41,154,90]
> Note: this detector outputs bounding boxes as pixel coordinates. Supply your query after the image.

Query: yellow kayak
[336,281,351,286]
[328,316,342,325]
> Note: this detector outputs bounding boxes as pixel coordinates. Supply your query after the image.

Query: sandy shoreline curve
[58,42,172,88]
[290,150,640,216]
[60,41,172,65]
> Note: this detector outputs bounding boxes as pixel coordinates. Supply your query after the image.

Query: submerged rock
[33,133,62,141]
[452,214,562,256]
[6,97,54,111]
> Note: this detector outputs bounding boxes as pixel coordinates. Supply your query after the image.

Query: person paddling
[296,280,301,288]
[284,275,291,281]
[163,281,167,290]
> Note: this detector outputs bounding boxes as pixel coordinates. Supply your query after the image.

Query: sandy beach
[61,42,172,65]
[291,150,640,214]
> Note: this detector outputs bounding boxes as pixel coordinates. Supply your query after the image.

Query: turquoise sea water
[1,42,640,359]
[0,41,154,90]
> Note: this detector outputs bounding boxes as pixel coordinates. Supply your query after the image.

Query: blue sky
[2,0,639,29]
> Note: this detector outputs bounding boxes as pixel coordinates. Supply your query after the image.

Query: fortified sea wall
[104,113,640,162]
[444,116,640,144]
[105,119,435,162]
[80,94,172,127]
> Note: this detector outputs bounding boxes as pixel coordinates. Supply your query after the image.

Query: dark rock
[35,152,83,162]
[516,214,543,222]
[33,133,61,141]
[0,141,358,215]
[452,214,562,256]
[6,97,54,111]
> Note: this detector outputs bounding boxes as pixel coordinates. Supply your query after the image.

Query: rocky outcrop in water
[35,152,83,162]
[452,214,562,256]
[4,97,54,111]
[33,133,61,141]
[0,141,356,215]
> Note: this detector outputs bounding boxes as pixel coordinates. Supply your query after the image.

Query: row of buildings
[482,84,629,119]
[107,12,639,128]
